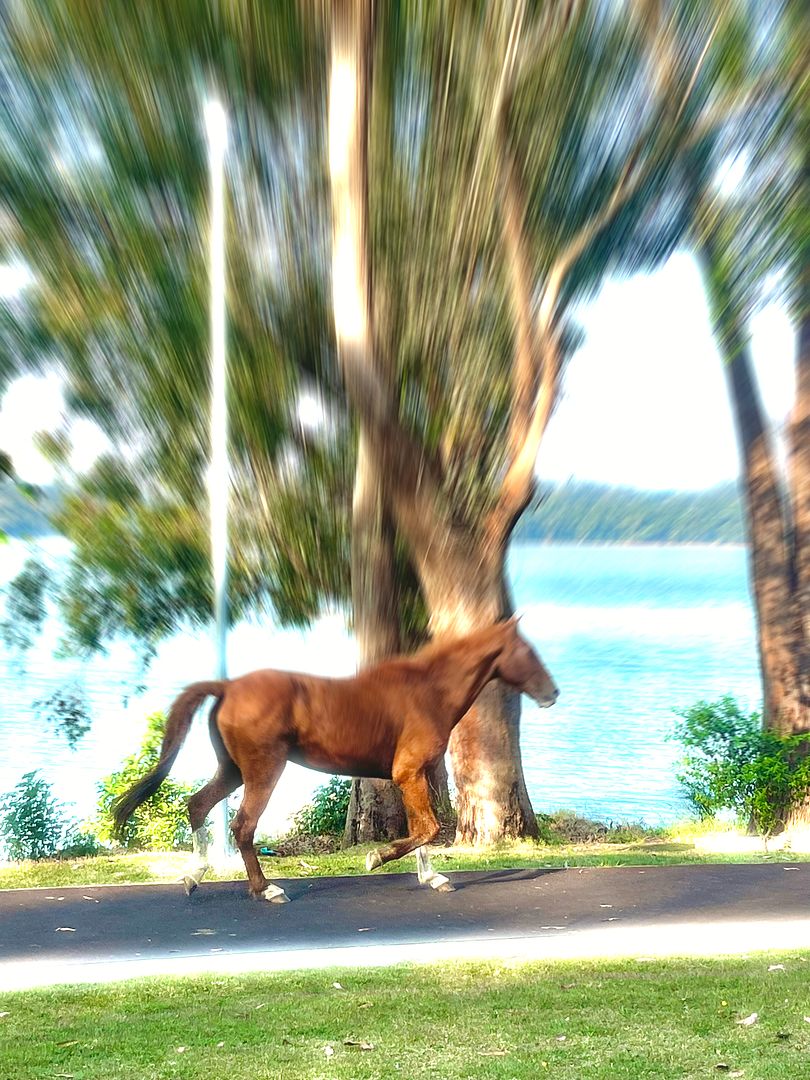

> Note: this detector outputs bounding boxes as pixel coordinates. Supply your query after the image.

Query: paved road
[2,863,809,990]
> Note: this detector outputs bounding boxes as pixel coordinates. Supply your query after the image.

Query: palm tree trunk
[788,292,810,735]
[700,244,807,737]
[723,338,803,734]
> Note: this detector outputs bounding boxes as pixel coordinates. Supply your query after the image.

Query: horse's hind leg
[366,770,454,893]
[231,761,288,902]
[415,845,453,892]
[182,761,242,895]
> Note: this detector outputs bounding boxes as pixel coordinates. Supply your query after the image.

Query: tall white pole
[204,99,233,863]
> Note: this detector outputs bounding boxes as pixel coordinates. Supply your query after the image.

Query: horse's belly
[288,746,393,780]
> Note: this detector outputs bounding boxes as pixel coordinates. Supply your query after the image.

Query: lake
[0,538,761,836]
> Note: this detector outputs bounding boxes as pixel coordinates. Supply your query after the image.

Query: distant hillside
[0,479,746,545]
[515,482,745,544]
[0,484,60,538]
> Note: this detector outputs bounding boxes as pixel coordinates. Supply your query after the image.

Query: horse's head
[495,617,559,708]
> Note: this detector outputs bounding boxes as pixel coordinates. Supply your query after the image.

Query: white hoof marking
[416,846,452,890]
[432,877,455,893]
[180,863,209,896]
[365,850,383,872]
[262,883,290,904]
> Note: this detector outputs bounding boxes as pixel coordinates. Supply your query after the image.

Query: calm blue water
[0,538,760,836]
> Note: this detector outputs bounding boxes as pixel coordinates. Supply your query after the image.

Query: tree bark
[417,537,538,844]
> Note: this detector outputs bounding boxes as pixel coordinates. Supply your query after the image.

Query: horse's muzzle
[527,681,559,708]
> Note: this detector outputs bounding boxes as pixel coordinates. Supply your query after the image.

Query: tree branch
[491,10,722,537]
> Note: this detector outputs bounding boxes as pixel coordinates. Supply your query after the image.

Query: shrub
[674,696,810,837]
[291,776,352,837]
[58,825,105,858]
[0,771,67,860]
[536,811,663,845]
[94,712,196,850]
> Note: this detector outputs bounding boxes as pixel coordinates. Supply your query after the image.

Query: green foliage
[33,684,92,749]
[675,696,810,836]
[1,557,49,650]
[0,771,67,860]
[94,713,195,850]
[290,776,352,837]
[56,827,104,859]
[536,810,664,845]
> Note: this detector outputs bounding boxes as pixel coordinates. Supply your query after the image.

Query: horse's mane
[373,620,508,675]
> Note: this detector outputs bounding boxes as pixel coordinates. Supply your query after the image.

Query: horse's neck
[432,634,502,722]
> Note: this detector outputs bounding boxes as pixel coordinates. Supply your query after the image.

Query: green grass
[2,954,809,1078]
[1,836,808,891]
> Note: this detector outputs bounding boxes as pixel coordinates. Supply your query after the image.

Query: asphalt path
[1,863,809,990]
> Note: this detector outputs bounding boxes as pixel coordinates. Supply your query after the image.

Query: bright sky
[0,249,797,491]
[538,251,795,490]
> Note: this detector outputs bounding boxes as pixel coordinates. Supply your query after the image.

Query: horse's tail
[112,680,226,833]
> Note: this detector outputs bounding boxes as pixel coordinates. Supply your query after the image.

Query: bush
[0,771,69,860]
[58,826,105,859]
[536,811,663,845]
[94,712,196,850]
[674,696,810,837]
[291,776,352,837]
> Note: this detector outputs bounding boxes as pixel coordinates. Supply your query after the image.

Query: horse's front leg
[232,765,289,902]
[365,770,455,893]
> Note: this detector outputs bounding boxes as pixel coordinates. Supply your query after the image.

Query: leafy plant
[291,776,352,837]
[57,826,105,859]
[0,771,66,860]
[94,712,195,850]
[674,696,810,837]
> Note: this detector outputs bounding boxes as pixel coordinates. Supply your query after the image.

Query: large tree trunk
[330,0,406,845]
[330,3,451,844]
[343,433,408,844]
[416,537,538,845]
[329,0,534,846]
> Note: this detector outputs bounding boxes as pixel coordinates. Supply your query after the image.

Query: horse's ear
[507,613,522,628]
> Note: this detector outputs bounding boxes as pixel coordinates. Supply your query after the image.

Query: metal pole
[204,99,233,863]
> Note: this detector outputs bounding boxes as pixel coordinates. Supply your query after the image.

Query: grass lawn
[1,954,808,1078]
[2,836,809,890]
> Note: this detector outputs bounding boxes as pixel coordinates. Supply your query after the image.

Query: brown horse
[114,617,558,902]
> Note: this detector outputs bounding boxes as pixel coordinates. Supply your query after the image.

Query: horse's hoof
[182,876,198,896]
[434,880,455,893]
[365,850,383,872]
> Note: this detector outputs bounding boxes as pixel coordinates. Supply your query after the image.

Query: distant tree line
[514,482,745,544]
[1,480,744,546]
